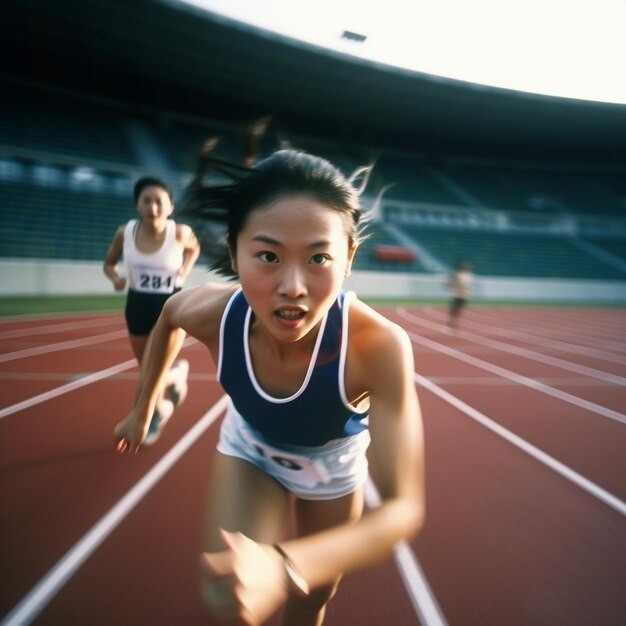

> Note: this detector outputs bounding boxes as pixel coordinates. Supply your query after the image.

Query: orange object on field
[373,245,416,263]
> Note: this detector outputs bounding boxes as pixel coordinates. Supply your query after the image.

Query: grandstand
[1,0,625,302]
[1,82,625,300]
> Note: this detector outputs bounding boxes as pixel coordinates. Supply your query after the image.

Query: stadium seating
[153,117,244,171]
[434,161,625,217]
[0,87,138,167]
[583,236,626,262]
[375,156,462,206]
[399,226,626,280]
[1,84,624,282]
[0,179,132,261]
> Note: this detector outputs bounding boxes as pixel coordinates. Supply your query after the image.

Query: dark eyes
[257,252,330,265]
[310,254,330,265]
[258,251,279,263]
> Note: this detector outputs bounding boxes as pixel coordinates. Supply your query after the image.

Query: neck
[249,315,322,364]
[139,219,167,235]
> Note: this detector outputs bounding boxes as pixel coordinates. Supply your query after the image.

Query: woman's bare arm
[176,223,201,284]
[282,314,425,586]
[114,283,237,452]
[103,226,126,291]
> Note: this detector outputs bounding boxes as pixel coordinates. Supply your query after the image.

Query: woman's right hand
[114,410,150,454]
[200,530,288,625]
[113,277,127,292]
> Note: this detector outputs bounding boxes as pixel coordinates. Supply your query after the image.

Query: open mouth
[276,309,306,321]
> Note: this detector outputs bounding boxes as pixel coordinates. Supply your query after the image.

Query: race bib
[242,431,331,488]
[130,265,178,294]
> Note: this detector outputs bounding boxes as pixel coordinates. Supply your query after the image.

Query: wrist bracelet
[273,543,310,597]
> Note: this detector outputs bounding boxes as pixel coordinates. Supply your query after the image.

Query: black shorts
[124,288,181,336]
[451,297,467,310]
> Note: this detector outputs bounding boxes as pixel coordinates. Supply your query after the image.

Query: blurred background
[2,0,625,307]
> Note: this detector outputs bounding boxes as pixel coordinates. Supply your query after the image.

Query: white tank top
[123,219,184,293]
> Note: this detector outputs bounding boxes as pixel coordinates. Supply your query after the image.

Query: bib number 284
[140,273,172,290]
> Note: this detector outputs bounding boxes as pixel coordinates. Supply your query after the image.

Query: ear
[345,241,358,279]
[226,236,238,274]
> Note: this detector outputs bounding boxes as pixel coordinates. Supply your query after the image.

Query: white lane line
[0,330,128,363]
[398,309,626,386]
[0,396,229,626]
[0,338,198,419]
[0,360,137,420]
[0,317,121,340]
[364,478,448,626]
[398,323,626,426]
[415,372,626,517]
[469,310,626,351]
[423,308,626,366]
[426,376,618,387]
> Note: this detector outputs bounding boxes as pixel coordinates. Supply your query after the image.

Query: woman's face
[232,194,356,343]
[136,186,173,226]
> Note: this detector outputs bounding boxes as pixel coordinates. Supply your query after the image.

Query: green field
[1,294,623,318]
[0,295,126,317]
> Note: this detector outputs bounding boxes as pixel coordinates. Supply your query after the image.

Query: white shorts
[217,401,371,501]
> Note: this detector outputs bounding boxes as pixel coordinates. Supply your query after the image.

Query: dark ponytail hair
[177,149,372,277]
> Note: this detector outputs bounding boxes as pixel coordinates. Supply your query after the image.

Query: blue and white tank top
[123,219,183,294]
[217,289,369,447]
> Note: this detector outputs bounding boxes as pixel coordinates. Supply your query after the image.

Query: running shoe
[144,402,174,446]
[168,359,189,407]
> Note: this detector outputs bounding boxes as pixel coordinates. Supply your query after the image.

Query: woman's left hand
[200,529,288,625]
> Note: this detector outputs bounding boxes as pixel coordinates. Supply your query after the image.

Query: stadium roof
[188,0,626,107]
[5,0,626,163]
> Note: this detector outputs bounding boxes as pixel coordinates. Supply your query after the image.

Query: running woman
[104,176,200,443]
[446,259,474,332]
[114,151,425,625]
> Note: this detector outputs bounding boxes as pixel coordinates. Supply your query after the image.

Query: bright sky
[180,0,626,105]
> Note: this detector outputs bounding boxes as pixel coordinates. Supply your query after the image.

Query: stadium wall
[2,260,625,304]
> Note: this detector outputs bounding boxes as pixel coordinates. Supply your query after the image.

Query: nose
[278,265,307,298]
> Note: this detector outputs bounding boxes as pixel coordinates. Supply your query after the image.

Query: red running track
[0,305,625,626]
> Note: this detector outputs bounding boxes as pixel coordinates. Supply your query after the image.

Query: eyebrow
[251,235,331,249]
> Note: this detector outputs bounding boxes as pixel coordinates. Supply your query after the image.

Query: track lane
[397,309,626,392]
[382,309,626,498]
[422,308,626,367]
[3,308,625,625]
[0,343,209,617]
[469,308,626,350]
[0,315,434,626]
[0,320,131,408]
[410,390,626,626]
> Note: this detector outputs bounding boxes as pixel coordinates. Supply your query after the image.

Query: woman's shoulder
[109,222,131,244]
[347,296,411,355]
[345,296,414,394]
[113,220,133,235]
[169,282,240,336]
[173,221,195,241]
[174,282,238,313]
